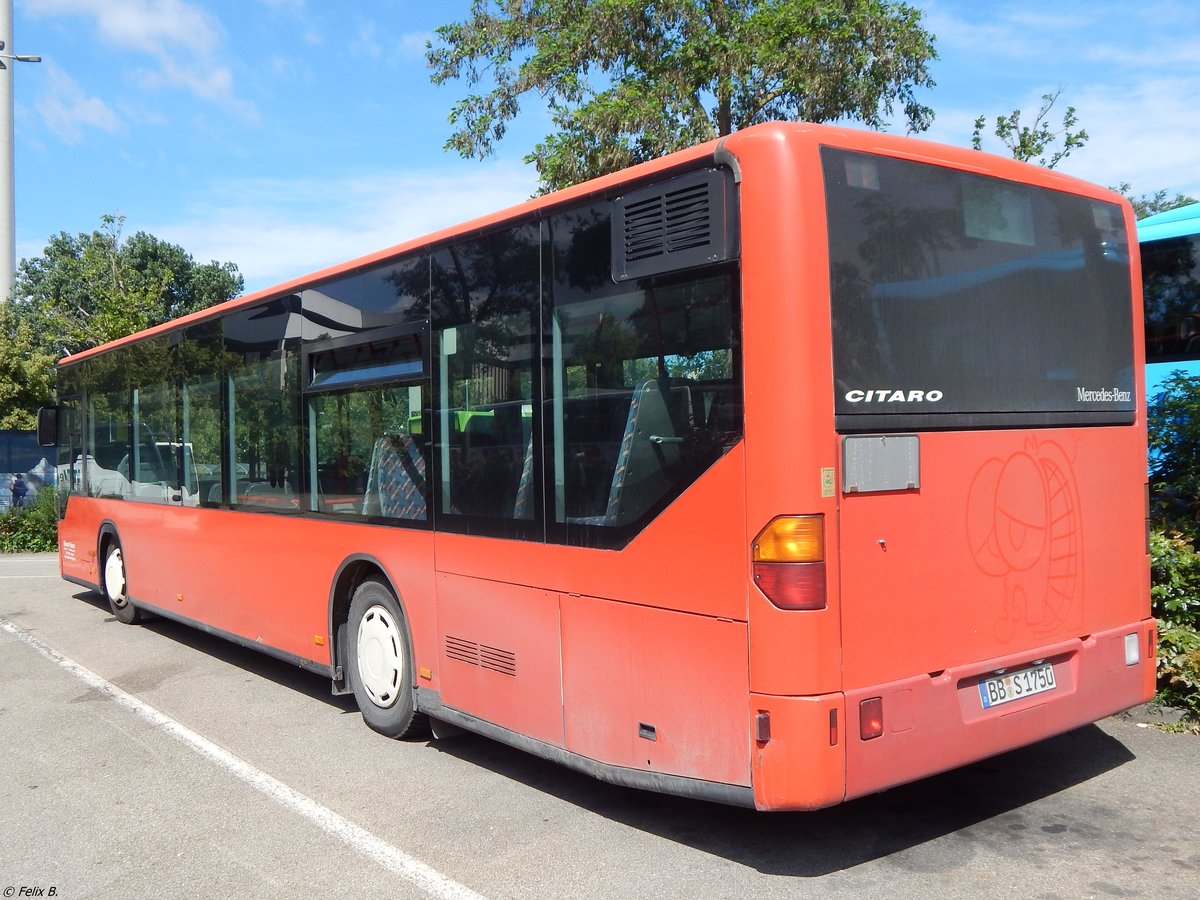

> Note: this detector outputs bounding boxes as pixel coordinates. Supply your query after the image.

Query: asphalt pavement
[1,552,1197,900]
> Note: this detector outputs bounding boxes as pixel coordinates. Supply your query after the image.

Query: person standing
[10,473,28,509]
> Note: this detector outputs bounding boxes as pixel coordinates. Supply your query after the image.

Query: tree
[971,88,1087,169]
[0,215,243,425]
[0,302,55,428]
[428,0,938,191]
[1110,183,1198,221]
[12,214,243,355]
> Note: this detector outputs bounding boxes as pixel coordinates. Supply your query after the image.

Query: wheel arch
[96,519,122,589]
[327,553,409,696]
[97,519,120,557]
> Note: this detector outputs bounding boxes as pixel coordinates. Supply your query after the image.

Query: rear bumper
[842,619,1157,802]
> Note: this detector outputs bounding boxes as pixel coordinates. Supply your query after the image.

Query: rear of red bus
[730,124,1154,810]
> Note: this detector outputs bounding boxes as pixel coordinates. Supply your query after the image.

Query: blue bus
[1140,202,1200,396]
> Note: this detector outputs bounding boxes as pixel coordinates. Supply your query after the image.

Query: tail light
[752,515,826,610]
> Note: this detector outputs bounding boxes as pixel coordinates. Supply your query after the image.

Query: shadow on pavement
[71,589,357,712]
[70,588,1137,875]
[427,719,1135,876]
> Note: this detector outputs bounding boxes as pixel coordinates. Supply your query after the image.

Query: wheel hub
[357,604,402,708]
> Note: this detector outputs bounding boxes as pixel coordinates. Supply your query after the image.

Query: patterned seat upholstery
[568,379,677,527]
[513,436,535,520]
[363,433,427,520]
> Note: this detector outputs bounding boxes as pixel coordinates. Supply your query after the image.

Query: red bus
[40,122,1154,811]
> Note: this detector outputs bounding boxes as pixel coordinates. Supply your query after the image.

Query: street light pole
[0,0,40,303]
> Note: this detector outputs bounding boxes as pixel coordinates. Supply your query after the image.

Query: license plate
[978,663,1056,709]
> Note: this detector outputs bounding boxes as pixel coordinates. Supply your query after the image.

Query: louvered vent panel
[479,644,517,677]
[663,183,712,252]
[444,635,516,677]
[623,196,667,262]
[612,167,737,281]
[445,635,480,666]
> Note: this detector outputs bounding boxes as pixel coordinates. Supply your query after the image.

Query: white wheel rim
[356,604,403,709]
[105,548,127,608]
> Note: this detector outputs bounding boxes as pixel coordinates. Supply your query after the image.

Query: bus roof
[1137,202,1200,243]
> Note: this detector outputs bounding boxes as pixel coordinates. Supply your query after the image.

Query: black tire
[346,578,427,739]
[102,538,144,625]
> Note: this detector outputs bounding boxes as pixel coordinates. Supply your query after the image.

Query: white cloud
[26,0,257,120]
[35,0,221,56]
[35,63,122,144]
[919,1,1200,200]
[353,19,383,60]
[927,75,1200,202]
[399,31,433,61]
[1062,77,1200,199]
[153,161,541,293]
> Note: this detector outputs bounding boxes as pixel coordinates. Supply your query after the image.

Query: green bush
[0,486,58,553]
[1148,373,1200,722]
[1151,529,1200,721]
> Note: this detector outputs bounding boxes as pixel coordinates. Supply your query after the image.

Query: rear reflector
[755,711,771,743]
[860,697,884,740]
[1124,632,1140,666]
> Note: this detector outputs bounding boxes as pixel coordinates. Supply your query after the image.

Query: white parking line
[0,616,488,900]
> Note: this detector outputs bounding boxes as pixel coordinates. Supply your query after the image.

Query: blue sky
[11,0,1200,295]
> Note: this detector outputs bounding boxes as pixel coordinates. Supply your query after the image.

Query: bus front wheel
[102,539,144,625]
[346,578,427,739]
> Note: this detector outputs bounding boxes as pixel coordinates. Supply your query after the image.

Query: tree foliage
[1149,372,1200,532]
[1110,183,1198,221]
[13,214,243,355]
[0,302,55,428]
[0,214,243,426]
[428,0,938,191]
[1148,373,1200,722]
[971,89,1087,169]
[1150,529,1200,722]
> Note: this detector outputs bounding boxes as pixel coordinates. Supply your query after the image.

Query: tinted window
[85,353,134,500]
[824,147,1135,430]
[307,327,430,522]
[224,301,303,511]
[548,203,742,547]
[300,254,429,340]
[1143,234,1200,365]
[177,322,225,506]
[432,226,539,531]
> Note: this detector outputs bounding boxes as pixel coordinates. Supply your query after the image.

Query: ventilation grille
[613,167,737,281]
[444,635,516,677]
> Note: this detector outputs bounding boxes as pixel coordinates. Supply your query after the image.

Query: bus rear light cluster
[752,515,827,610]
[859,697,884,741]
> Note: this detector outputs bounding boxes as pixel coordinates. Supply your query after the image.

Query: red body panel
[562,594,749,785]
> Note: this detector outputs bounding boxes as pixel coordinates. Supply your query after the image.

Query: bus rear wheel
[102,539,144,625]
[346,578,427,739]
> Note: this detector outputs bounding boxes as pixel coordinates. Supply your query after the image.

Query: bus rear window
[822,147,1135,431]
